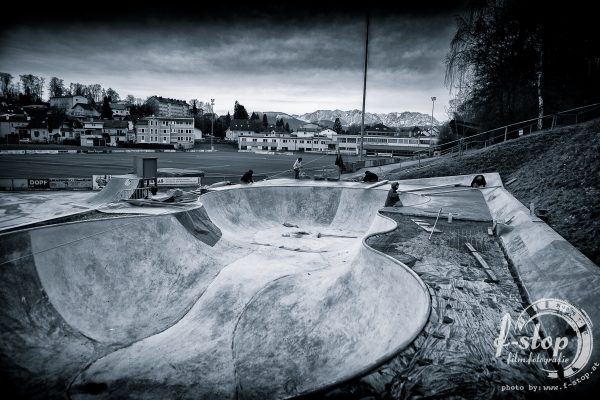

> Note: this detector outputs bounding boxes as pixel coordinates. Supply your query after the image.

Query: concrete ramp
[0,185,430,399]
[84,174,142,206]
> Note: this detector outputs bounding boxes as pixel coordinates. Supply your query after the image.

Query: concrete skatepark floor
[0,176,597,399]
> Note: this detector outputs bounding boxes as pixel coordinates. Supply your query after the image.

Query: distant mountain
[292,109,440,128]
[257,112,306,131]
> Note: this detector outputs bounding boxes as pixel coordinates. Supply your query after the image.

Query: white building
[0,114,30,137]
[50,95,88,112]
[135,117,194,149]
[239,132,336,153]
[26,121,51,143]
[225,119,259,142]
[103,120,133,146]
[71,103,100,118]
[337,134,439,156]
[146,96,190,118]
[110,102,131,119]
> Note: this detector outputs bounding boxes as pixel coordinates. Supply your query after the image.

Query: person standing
[335,153,346,179]
[240,169,254,184]
[293,157,303,179]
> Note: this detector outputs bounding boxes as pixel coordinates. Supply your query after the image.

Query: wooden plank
[505,177,518,186]
[366,180,389,189]
[465,242,498,282]
[411,219,442,233]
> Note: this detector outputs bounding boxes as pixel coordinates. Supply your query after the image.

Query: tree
[48,77,65,97]
[125,94,136,104]
[106,88,120,102]
[250,112,259,120]
[225,112,232,129]
[86,84,103,103]
[446,0,600,131]
[445,1,541,129]
[20,74,44,102]
[0,72,13,98]
[332,118,343,134]
[70,82,86,96]
[101,96,113,119]
[233,101,249,120]
[262,114,268,129]
[190,99,199,116]
[284,122,290,133]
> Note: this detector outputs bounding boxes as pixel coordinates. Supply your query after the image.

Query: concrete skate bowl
[0,185,430,400]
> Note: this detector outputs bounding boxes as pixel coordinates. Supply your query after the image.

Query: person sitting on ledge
[240,169,254,184]
[470,174,487,188]
[362,170,379,183]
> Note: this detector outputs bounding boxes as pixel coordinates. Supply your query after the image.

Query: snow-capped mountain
[292,109,439,128]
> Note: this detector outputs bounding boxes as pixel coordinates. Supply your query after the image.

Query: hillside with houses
[1,73,443,155]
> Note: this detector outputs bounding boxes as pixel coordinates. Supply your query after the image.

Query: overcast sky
[0,3,466,120]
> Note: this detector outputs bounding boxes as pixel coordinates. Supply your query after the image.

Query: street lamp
[430,96,436,131]
[430,96,436,154]
[210,98,215,151]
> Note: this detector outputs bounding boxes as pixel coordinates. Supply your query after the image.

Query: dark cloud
[0,2,465,118]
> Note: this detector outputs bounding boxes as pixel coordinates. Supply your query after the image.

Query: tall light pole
[359,13,370,162]
[210,98,215,151]
[430,96,436,154]
[431,96,436,129]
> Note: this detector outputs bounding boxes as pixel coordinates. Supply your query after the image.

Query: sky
[0,2,467,121]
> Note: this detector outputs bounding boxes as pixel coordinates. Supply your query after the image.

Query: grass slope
[389,118,600,266]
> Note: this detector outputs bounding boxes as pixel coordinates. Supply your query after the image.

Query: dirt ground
[381,118,600,267]
[308,215,556,400]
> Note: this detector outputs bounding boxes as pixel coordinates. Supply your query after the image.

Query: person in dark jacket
[470,174,486,188]
[362,170,379,183]
[385,182,401,207]
[241,169,254,184]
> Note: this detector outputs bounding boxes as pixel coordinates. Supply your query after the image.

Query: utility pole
[210,98,215,151]
[359,13,370,162]
[430,96,436,156]
[431,97,436,129]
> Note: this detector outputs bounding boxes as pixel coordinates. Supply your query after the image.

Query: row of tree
[0,72,128,105]
[446,0,600,133]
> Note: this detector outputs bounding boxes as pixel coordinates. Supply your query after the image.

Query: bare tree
[70,82,86,96]
[86,84,103,103]
[20,74,45,101]
[106,88,120,102]
[0,72,13,98]
[48,77,65,97]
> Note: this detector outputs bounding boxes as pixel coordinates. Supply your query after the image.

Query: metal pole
[430,96,436,156]
[210,98,214,151]
[431,97,436,128]
[359,13,370,162]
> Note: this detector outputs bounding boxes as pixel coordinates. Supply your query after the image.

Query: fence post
[504,126,508,142]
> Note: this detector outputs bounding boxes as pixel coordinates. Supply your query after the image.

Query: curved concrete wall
[1,185,430,399]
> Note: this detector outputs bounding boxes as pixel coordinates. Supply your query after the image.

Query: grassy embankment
[386,118,600,266]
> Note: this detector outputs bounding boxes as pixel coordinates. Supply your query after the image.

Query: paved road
[0,150,363,179]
